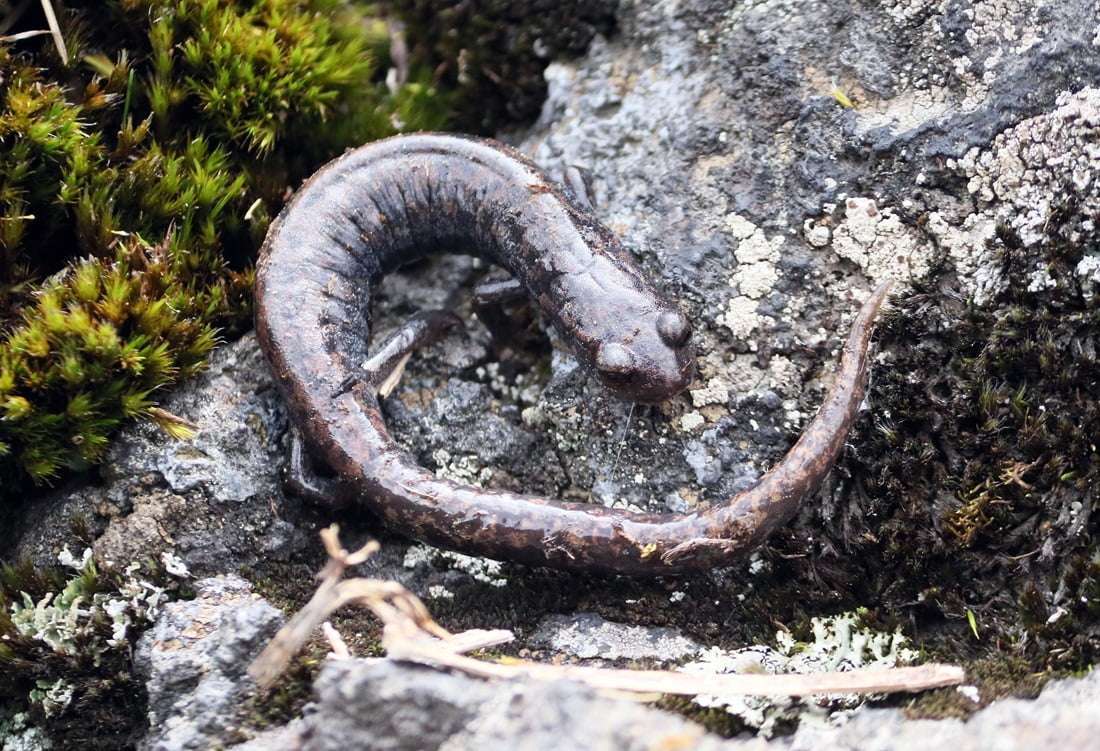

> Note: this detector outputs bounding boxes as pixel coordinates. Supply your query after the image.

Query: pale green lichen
[4,545,190,730]
[0,712,51,751]
[10,547,187,660]
[681,611,918,737]
[26,680,73,719]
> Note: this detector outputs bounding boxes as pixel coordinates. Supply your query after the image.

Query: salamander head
[591,306,695,403]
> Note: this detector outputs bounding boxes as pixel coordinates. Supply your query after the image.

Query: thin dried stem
[38,0,67,64]
[249,528,966,699]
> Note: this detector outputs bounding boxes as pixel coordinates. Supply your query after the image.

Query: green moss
[0,0,452,497]
[245,646,326,730]
[655,695,751,738]
[388,0,616,133]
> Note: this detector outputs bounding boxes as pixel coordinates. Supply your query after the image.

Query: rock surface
[529,612,702,661]
[231,653,1100,751]
[274,659,730,751]
[771,667,1100,751]
[134,575,283,751]
[6,333,314,575]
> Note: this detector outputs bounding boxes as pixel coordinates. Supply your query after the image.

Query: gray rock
[441,678,729,751]
[296,660,499,751]
[764,668,1100,751]
[119,582,1100,751]
[7,333,314,575]
[530,612,702,662]
[285,659,728,751]
[253,656,1100,751]
[134,575,283,751]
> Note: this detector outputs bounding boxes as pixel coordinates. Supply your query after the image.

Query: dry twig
[249,526,966,698]
[38,0,66,63]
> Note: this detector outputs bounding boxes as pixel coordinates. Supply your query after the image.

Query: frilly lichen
[2,546,189,739]
[681,612,918,737]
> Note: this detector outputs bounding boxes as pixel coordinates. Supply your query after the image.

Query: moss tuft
[0,0,452,497]
[816,218,1100,679]
[388,0,616,133]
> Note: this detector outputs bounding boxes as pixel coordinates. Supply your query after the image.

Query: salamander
[254,133,890,575]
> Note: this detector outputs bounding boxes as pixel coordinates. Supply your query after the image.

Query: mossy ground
[384,0,616,133]
[0,545,191,749]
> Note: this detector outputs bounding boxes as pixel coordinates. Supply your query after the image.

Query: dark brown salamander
[255,133,890,575]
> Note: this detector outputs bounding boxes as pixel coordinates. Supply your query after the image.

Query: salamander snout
[594,309,695,404]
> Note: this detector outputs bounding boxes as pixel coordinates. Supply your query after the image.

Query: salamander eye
[657,310,692,347]
[596,342,635,374]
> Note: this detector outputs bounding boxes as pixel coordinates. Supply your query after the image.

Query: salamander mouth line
[255,132,892,575]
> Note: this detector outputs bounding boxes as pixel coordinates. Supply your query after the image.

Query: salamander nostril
[657,310,692,347]
[596,342,634,373]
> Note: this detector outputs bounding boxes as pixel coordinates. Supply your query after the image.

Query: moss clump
[0,1,451,497]
[807,220,1100,679]
[0,548,190,748]
[387,0,616,133]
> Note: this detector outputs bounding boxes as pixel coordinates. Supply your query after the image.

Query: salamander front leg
[287,312,460,505]
[472,275,537,349]
[473,276,526,307]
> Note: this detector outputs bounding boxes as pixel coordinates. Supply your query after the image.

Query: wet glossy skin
[255,133,890,575]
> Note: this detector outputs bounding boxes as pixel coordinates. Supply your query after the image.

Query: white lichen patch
[804,220,831,248]
[766,355,801,396]
[690,377,731,408]
[530,613,701,662]
[1026,266,1057,293]
[403,544,508,587]
[829,197,933,285]
[727,215,784,300]
[941,87,1100,304]
[732,261,780,300]
[715,216,784,338]
[0,712,52,751]
[924,212,1002,305]
[431,449,493,487]
[963,0,1046,57]
[725,213,759,241]
[679,411,706,432]
[680,612,919,737]
[1076,254,1100,298]
[852,87,960,136]
[956,87,1100,246]
[426,585,455,600]
[717,295,769,340]
[956,684,982,703]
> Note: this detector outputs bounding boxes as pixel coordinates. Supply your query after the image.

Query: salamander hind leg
[282,427,352,507]
[545,164,597,211]
[472,276,526,307]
